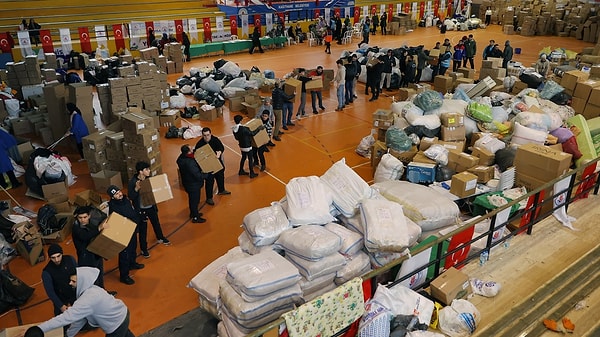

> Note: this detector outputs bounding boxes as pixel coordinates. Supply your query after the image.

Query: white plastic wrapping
[368,250,407,268]
[374,153,404,183]
[285,176,335,225]
[510,122,548,146]
[438,299,481,337]
[335,251,372,285]
[274,225,342,261]
[474,133,506,153]
[169,93,186,108]
[237,231,274,255]
[286,252,347,281]
[242,203,290,246]
[324,222,364,256]
[299,272,337,294]
[320,159,373,217]
[220,299,295,334]
[373,284,435,327]
[219,61,242,76]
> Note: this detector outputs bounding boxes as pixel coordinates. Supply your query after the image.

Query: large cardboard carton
[284,77,302,104]
[140,173,173,205]
[87,212,137,260]
[450,172,478,198]
[407,162,436,183]
[73,189,103,207]
[467,165,495,183]
[440,125,466,141]
[441,112,464,127]
[561,70,590,91]
[245,119,269,148]
[447,151,479,172]
[91,170,123,193]
[372,109,394,129]
[430,267,472,305]
[198,107,218,121]
[397,88,416,101]
[159,109,181,127]
[370,141,387,168]
[194,144,224,173]
[121,113,155,135]
[305,78,323,91]
[15,232,45,266]
[42,180,69,201]
[0,323,63,337]
[389,146,418,164]
[573,79,600,100]
[514,144,572,182]
[82,130,115,152]
[42,213,75,244]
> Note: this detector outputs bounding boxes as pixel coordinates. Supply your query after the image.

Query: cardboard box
[17,141,34,165]
[121,113,155,135]
[194,144,224,173]
[514,143,572,182]
[140,173,173,205]
[583,103,600,119]
[91,170,123,193]
[42,180,69,201]
[588,87,600,106]
[457,67,476,79]
[16,234,45,266]
[450,172,478,198]
[0,323,63,337]
[73,189,103,207]
[573,79,600,100]
[389,145,418,164]
[467,165,495,183]
[471,146,495,166]
[418,137,438,152]
[434,75,453,92]
[123,129,159,147]
[42,213,75,244]
[284,77,302,104]
[430,267,472,305]
[406,162,436,183]
[372,109,394,129]
[441,113,464,127]
[440,125,466,141]
[87,212,137,260]
[245,118,269,148]
[447,151,479,172]
[370,141,387,168]
[397,88,416,101]
[412,152,437,165]
[159,109,181,127]
[199,107,218,121]
[561,70,590,91]
[12,118,33,135]
[228,96,245,112]
[82,130,115,152]
[305,78,323,91]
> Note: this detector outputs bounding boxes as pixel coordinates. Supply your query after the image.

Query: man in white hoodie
[35,267,135,337]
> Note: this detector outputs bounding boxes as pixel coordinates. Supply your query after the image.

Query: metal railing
[246,156,600,337]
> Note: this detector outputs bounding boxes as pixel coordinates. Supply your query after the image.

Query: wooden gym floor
[1,24,598,336]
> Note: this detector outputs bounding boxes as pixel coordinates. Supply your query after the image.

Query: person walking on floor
[380,49,396,91]
[0,130,21,189]
[324,27,332,54]
[272,80,295,130]
[485,7,493,26]
[359,17,370,47]
[249,26,264,54]
[252,111,272,172]
[64,103,89,160]
[333,59,346,111]
[482,39,495,60]
[128,161,171,259]
[106,186,145,285]
[351,53,361,99]
[182,31,191,62]
[502,40,513,68]
[402,55,416,87]
[33,267,136,337]
[295,69,313,119]
[371,12,379,35]
[380,12,387,35]
[309,66,326,114]
[463,34,476,69]
[344,56,357,104]
[232,114,263,178]
[194,127,232,204]
[72,206,107,289]
[367,55,383,101]
[176,145,207,223]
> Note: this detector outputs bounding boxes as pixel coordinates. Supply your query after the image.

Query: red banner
[78,27,92,53]
[371,4,377,15]
[314,9,320,19]
[334,8,341,17]
[174,19,183,42]
[202,18,212,43]
[447,0,453,18]
[229,15,238,36]
[388,4,394,23]
[434,0,440,18]
[419,2,425,20]
[444,226,474,270]
[253,14,261,28]
[277,12,285,27]
[39,29,54,53]
[112,24,126,51]
[145,21,155,47]
[404,3,410,13]
[0,32,11,53]
[353,7,360,24]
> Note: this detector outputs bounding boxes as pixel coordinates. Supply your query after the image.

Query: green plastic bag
[467,102,493,123]
[414,89,443,112]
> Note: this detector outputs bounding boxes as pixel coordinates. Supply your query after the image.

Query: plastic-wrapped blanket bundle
[320,159,373,217]
[187,247,248,318]
[299,272,337,295]
[220,299,296,335]
[368,250,407,268]
[274,225,342,261]
[374,153,405,183]
[237,231,275,255]
[438,299,481,337]
[373,181,460,231]
[242,203,290,246]
[510,122,548,146]
[225,250,301,302]
[286,252,347,281]
[359,198,422,252]
[285,176,336,225]
[335,251,371,285]
[324,222,364,256]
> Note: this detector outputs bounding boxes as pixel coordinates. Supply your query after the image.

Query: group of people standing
[18,18,41,46]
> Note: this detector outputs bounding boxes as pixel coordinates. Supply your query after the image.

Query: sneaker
[158,238,171,246]
[206,198,215,206]
[192,217,206,223]
[131,263,145,270]
[313,110,318,114]
[249,172,258,178]
[287,122,295,126]
[238,170,249,176]
[217,190,231,195]
[267,141,276,147]
[120,277,135,285]
[141,251,150,259]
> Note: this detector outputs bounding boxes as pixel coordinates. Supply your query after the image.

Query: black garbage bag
[550,91,571,105]
[0,270,35,314]
[213,58,227,69]
[193,88,210,102]
[176,77,193,87]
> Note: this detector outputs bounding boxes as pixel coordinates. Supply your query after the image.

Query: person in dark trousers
[65,103,89,160]
[324,27,332,54]
[398,49,408,85]
[182,31,191,62]
[249,26,264,54]
[295,68,313,119]
[463,34,476,69]
[176,145,207,223]
[367,56,383,101]
[28,18,41,46]
[232,115,263,178]
[0,130,21,189]
[272,80,295,130]
[402,55,416,87]
[371,13,379,35]
[107,185,145,285]
[380,49,396,91]
[359,17,370,47]
[42,244,78,317]
[380,12,387,35]
[502,40,513,68]
[482,39,495,60]
[438,46,452,76]
[416,46,432,83]
[128,161,171,259]
[147,28,156,48]
[34,267,136,337]
[309,66,326,114]
[194,127,232,204]
[335,14,343,44]
[252,111,272,172]
[485,7,493,26]
[453,40,466,72]
[430,42,441,78]
[72,206,107,289]
[344,56,357,105]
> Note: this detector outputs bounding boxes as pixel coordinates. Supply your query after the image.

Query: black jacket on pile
[271,87,295,110]
[177,154,205,191]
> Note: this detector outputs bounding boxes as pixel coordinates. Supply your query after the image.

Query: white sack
[373,284,434,327]
[237,231,274,255]
[286,252,347,281]
[510,122,548,146]
[438,299,481,337]
[335,251,371,285]
[285,176,335,225]
[242,203,290,246]
[219,61,242,77]
[274,225,342,261]
[324,222,364,256]
[374,153,404,183]
[320,158,372,217]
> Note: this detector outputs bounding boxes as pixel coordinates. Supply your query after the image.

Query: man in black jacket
[72,206,106,288]
[107,185,145,285]
[249,26,264,54]
[380,49,396,91]
[232,114,263,178]
[176,145,207,223]
[195,128,231,205]
[42,244,78,316]
[272,81,295,131]
[344,56,357,105]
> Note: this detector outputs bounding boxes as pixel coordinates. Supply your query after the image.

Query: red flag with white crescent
[174,19,183,42]
[434,0,440,17]
[334,8,341,17]
[314,9,320,19]
[78,27,92,53]
[277,12,285,27]
[388,4,393,22]
[229,16,238,36]
[419,2,425,20]
[371,4,377,15]
[254,14,262,29]
[112,24,125,51]
[404,3,410,13]
[353,7,360,24]
[202,18,212,43]
[39,29,54,53]
[0,32,11,53]
[447,0,453,18]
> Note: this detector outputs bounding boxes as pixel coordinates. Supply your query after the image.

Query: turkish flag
[0,32,11,53]
[112,24,125,51]
[388,4,393,22]
[404,3,410,13]
[353,7,360,24]
[419,2,425,20]
[444,225,475,270]
[277,12,285,27]
[254,14,261,28]
[434,0,439,18]
[314,9,320,19]
[78,27,92,53]
[371,4,377,15]
[230,16,238,36]
[175,19,184,42]
[39,29,54,53]
[334,8,341,17]
[202,18,212,43]
[447,0,453,18]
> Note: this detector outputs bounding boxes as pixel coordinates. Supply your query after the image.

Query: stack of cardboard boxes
[82,129,115,174]
[514,143,573,190]
[4,55,42,89]
[479,57,506,82]
[121,112,162,179]
[67,83,96,134]
[140,45,183,74]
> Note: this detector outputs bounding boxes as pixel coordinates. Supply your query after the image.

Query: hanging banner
[277,12,285,27]
[371,4,377,15]
[95,25,107,49]
[265,13,273,33]
[241,14,249,39]
[353,7,360,24]
[419,2,425,20]
[324,9,331,23]
[175,19,184,42]
[345,7,351,20]
[112,24,126,52]
[59,28,72,56]
[439,1,446,20]
[427,1,433,16]
[202,18,212,43]
[0,33,12,53]
[404,3,410,14]
[215,17,224,33]
[314,9,320,19]
[362,6,368,18]
[380,4,386,16]
[39,29,54,53]
[412,3,418,21]
[17,31,33,57]
[397,4,402,14]
[167,21,176,36]
[129,21,145,50]
[334,8,341,18]
[254,14,262,28]
[388,4,394,23]
[448,0,454,18]
[188,18,199,44]
[434,0,440,18]
[229,16,238,36]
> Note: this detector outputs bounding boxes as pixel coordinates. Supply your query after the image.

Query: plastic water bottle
[503,236,512,249]
[479,250,489,266]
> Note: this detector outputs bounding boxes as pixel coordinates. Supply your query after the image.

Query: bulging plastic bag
[539,80,564,100]
[470,279,501,297]
[466,102,492,123]
[414,90,443,112]
[438,299,481,337]
[385,126,413,152]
